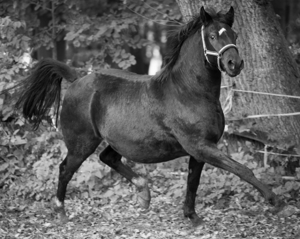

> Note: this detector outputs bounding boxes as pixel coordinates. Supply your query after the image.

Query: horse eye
[210,35,216,40]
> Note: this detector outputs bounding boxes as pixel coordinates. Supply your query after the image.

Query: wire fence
[221,85,300,160]
[221,85,300,120]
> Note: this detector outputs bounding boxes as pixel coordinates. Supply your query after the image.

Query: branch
[51,0,57,60]
[29,0,52,11]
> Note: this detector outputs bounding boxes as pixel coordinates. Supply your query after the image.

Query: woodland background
[1,0,300,238]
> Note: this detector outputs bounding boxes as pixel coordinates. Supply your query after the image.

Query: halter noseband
[201,25,238,72]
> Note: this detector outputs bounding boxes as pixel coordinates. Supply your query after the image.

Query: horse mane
[156,8,229,82]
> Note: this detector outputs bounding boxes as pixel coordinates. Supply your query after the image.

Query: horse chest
[173,101,225,144]
[206,103,225,139]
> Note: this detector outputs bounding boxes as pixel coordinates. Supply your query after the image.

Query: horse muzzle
[224,58,244,77]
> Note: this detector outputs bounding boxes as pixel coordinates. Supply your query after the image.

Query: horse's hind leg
[183,156,205,226]
[100,145,151,208]
[55,138,100,221]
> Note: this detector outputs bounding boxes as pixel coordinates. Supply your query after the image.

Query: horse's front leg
[100,145,151,209]
[183,142,279,207]
[183,156,205,226]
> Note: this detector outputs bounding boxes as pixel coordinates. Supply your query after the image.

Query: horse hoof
[269,194,279,206]
[264,194,286,215]
[186,213,204,227]
[191,217,204,227]
[267,193,284,208]
[270,201,286,215]
[52,198,68,222]
[58,212,69,223]
[137,189,151,209]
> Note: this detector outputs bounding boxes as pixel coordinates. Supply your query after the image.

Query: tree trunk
[272,0,299,39]
[175,0,300,148]
[35,11,53,60]
[32,3,66,61]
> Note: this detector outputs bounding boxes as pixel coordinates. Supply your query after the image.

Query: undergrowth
[1,119,300,208]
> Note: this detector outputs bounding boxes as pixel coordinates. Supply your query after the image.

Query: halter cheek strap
[201,26,238,72]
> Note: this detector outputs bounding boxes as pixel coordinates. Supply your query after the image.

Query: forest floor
[1,188,300,239]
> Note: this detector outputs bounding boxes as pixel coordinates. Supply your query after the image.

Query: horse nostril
[240,60,244,69]
[228,60,235,70]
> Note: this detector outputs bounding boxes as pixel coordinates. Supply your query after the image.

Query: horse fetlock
[53,198,65,213]
[132,177,148,191]
[190,214,204,227]
[54,197,64,208]
[266,192,279,207]
[183,206,195,218]
[183,209,203,227]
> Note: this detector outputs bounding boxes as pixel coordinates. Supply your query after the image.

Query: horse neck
[170,34,222,100]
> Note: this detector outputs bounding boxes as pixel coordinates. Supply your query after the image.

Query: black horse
[16,7,278,225]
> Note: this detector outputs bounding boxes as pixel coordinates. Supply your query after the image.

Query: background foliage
[0,0,300,211]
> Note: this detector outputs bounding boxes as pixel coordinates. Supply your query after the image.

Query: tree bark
[32,3,66,61]
[35,11,53,60]
[272,0,299,39]
[175,0,300,147]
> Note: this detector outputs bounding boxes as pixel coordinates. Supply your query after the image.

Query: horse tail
[15,58,78,129]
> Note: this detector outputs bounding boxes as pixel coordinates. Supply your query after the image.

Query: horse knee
[59,160,66,173]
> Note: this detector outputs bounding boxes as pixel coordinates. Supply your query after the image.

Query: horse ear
[200,6,212,24]
[224,6,234,27]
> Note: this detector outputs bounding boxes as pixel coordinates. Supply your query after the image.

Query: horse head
[200,6,244,77]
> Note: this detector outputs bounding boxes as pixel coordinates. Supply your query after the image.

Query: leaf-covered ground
[1,187,300,239]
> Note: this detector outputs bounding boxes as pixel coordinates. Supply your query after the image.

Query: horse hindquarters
[55,135,101,220]
[55,90,102,220]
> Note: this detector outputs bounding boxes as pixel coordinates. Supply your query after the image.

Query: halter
[201,25,238,72]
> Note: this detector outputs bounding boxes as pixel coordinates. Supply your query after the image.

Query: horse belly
[107,136,186,163]
[100,108,186,163]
